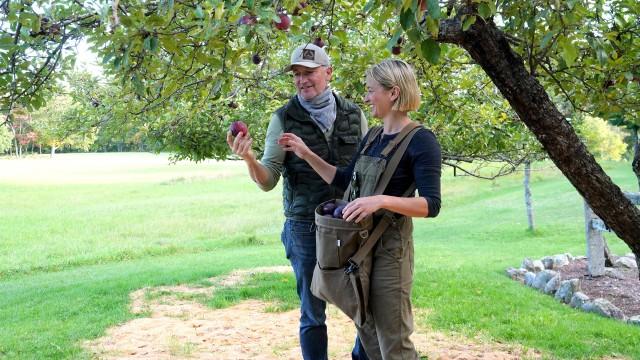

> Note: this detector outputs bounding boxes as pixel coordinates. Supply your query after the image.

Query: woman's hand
[278,132,311,160]
[226,131,255,161]
[343,196,385,223]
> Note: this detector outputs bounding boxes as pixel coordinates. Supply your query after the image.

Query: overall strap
[372,123,421,195]
[380,122,421,158]
[360,126,384,155]
[346,123,422,271]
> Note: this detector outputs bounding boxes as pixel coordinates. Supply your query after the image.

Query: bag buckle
[345,259,359,274]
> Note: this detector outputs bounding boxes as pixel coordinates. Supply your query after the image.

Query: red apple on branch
[274,13,291,31]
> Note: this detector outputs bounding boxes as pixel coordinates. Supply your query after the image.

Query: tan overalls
[347,127,418,360]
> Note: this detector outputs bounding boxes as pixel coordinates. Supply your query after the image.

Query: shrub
[577,115,628,161]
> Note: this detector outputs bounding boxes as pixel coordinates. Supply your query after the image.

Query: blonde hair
[365,59,421,112]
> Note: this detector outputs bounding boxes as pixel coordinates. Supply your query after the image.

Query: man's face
[291,65,333,100]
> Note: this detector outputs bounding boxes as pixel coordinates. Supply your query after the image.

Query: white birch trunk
[524,161,535,231]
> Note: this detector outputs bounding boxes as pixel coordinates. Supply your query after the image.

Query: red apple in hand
[229,121,248,137]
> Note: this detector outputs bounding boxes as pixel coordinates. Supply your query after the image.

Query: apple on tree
[274,13,291,31]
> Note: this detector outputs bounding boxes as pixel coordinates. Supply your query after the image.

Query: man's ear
[326,66,333,80]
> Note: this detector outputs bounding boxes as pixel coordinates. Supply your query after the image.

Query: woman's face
[364,78,395,119]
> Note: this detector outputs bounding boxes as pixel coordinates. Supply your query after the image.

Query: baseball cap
[284,43,330,72]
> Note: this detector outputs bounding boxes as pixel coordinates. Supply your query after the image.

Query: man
[227,43,368,360]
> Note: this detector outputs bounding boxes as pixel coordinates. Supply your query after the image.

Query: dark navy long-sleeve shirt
[331,127,442,217]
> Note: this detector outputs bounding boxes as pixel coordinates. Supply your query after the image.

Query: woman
[278,59,441,359]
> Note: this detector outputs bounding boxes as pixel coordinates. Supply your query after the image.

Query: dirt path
[84,266,541,359]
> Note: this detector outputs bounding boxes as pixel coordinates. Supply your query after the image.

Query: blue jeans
[282,219,369,360]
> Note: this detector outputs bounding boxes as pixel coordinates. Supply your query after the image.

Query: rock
[521,258,534,272]
[506,267,528,282]
[532,270,557,291]
[575,256,587,261]
[570,292,590,308]
[565,253,575,261]
[552,254,570,269]
[604,267,625,280]
[521,257,544,272]
[532,260,545,272]
[555,279,580,304]
[544,275,561,295]
[524,271,536,287]
[541,256,553,270]
[624,253,636,259]
[613,257,637,269]
[581,298,625,320]
[628,315,640,326]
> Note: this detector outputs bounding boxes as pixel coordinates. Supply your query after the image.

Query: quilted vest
[277,93,363,220]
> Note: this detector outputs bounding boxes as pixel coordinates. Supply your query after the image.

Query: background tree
[31,94,97,156]
[0,122,11,154]
[577,115,628,162]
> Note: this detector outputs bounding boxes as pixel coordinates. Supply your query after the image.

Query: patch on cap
[302,49,315,60]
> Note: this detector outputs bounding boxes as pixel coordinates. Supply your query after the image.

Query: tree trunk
[50,145,56,158]
[11,128,19,158]
[524,161,535,231]
[439,13,640,275]
[632,127,640,191]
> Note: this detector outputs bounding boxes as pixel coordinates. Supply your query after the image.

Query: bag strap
[372,122,421,196]
[346,183,416,273]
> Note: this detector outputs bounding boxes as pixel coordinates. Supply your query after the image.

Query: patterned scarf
[297,87,337,133]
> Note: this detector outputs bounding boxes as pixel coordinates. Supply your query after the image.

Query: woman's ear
[390,86,400,102]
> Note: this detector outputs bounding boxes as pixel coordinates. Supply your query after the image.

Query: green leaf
[427,0,440,19]
[143,36,152,51]
[120,16,133,27]
[419,38,440,64]
[386,28,403,51]
[364,0,377,14]
[558,37,578,67]
[400,7,415,30]
[150,36,159,52]
[406,28,421,43]
[462,15,476,31]
[160,36,179,53]
[102,52,115,65]
[0,36,14,49]
[214,3,224,20]
[596,47,608,66]
[425,16,439,38]
[333,30,348,44]
[478,3,491,19]
[195,5,204,19]
[540,32,554,48]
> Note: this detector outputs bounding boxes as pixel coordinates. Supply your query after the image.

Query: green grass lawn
[1,153,639,359]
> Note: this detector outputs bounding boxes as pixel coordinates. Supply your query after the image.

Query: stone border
[506,253,640,326]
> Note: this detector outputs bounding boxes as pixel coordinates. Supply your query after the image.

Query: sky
[73,38,103,78]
